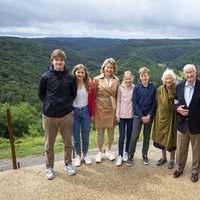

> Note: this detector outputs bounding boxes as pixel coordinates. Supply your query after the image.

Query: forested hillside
[0,37,97,109]
[1,36,200,110]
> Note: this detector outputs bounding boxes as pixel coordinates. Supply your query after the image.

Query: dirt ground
[0,144,199,200]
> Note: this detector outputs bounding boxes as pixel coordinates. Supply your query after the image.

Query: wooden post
[6,108,17,169]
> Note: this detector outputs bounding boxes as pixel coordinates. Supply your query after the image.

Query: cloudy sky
[0,0,200,39]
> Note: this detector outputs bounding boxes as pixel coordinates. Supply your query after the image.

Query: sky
[0,0,200,39]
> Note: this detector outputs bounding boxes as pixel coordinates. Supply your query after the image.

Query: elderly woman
[152,69,177,169]
[93,58,120,163]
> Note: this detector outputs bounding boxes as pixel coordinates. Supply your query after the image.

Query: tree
[0,102,42,138]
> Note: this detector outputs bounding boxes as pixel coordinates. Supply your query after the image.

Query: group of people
[39,49,200,183]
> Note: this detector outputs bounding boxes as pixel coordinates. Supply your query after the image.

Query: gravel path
[0,143,199,200]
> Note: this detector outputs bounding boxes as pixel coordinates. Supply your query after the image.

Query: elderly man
[173,64,200,182]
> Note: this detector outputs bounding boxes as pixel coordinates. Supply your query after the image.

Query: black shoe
[143,155,150,165]
[173,170,183,178]
[191,173,199,182]
[157,158,167,166]
[126,158,133,166]
[168,161,175,169]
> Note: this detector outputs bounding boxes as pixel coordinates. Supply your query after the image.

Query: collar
[121,82,134,88]
[50,65,68,73]
[99,73,117,79]
[185,80,195,88]
[139,82,152,88]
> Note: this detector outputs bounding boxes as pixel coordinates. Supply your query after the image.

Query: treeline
[1,37,200,135]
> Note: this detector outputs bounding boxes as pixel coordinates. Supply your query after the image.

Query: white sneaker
[45,167,54,180]
[116,156,123,166]
[123,152,128,162]
[74,156,82,167]
[65,164,76,175]
[83,156,92,165]
[105,151,115,161]
[96,152,102,163]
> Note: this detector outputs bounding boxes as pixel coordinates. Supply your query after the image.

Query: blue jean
[128,116,153,159]
[72,106,91,155]
[118,118,133,156]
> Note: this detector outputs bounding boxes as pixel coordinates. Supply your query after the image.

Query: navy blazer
[175,79,200,134]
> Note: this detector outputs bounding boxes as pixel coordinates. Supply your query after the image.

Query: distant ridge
[1,36,200,108]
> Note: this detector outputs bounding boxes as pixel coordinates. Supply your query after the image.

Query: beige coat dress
[93,73,120,128]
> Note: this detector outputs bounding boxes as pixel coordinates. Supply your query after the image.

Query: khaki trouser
[176,129,200,174]
[42,112,73,168]
[96,127,115,146]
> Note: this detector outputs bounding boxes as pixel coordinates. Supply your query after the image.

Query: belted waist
[97,96,116,110]
[73,105,88,111]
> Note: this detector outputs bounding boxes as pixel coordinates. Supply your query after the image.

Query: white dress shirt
[184,81,195,107]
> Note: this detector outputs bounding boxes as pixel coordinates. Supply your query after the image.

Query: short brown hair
[139,67,150,75]
[51,49,66,61]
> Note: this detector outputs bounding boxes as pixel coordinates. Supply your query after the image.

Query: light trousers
[176,129,200,174]
[42,112,73,168]
[96,127,115,146]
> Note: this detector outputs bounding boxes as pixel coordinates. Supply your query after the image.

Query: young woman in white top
[72,64,95,167]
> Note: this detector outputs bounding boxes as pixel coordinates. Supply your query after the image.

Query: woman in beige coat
[93,58,120,163]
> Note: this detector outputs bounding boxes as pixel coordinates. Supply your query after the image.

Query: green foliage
[0,37,98,110]
[1,37,200,138]
[1,37,200,112]
[34,37,123,51]
[0,129,120,159]
[0,103,10,138]
[0,102,42,138]
[0,126,150,159]
[0,136,45,159]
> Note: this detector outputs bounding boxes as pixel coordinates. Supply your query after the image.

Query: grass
[0,127,144,160]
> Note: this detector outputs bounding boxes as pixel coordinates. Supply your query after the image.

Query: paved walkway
[0,143,199,200]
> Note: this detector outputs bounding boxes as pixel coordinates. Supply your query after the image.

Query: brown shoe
[173,170,183,178]
[191,173,199,182]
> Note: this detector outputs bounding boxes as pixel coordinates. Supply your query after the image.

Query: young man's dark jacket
[174,79,200,134]
[38,66,77,117]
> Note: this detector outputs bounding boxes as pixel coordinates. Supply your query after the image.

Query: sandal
[168,161,175,169]
[157,158,167,166]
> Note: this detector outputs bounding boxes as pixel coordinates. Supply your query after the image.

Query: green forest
[1,36,200,139]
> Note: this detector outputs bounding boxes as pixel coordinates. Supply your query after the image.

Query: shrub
[0,102,42,138]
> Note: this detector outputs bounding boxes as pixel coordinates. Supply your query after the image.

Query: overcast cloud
[0,0,200,39]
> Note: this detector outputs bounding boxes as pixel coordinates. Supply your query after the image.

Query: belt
[73,105,88,111]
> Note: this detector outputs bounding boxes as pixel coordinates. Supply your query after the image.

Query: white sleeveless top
[73,84,88,107]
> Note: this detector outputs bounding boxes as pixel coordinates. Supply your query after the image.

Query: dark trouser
[128,116,153,159]
[118,118,133,156]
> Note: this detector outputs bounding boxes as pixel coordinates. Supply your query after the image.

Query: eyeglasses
[184,71,195,75]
